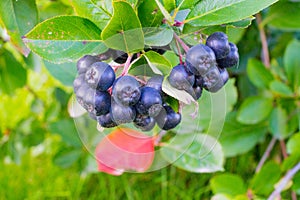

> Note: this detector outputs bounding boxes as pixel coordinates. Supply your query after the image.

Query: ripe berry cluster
[73,57,181,131]
[169,32,239,98]
[73,32,239,132]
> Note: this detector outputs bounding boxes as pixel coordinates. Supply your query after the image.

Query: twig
[174,38,183,64]
[154,130,167,146]
[173,33,189,53]
[255,137,277,173]
[280,140,288,159]
[121,54,133,76]
[268,162,300,200]
[256,13,270,68]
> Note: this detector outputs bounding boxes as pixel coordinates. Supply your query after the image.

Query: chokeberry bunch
[72,32,239,132]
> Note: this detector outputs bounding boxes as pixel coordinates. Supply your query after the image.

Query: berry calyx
[135,86,163,117]
[85,62,115,91]
[134,114,156,131]
[112,75,141,106]
[97,113,117,128]
[185,44,216,76]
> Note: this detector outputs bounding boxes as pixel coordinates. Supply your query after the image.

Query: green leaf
[154,0,173,22]
[129,56,155,77]
[287,133,300,155]
[144,27,174,47]
[284,39,300,90]
[44,61,77,86]
[162,78,195,104]
[160,134,224,173]
[282,154,300,172]
[178,79,237,135]
[265,1,300,31]
[0,0,38,56]
[70,0,112,30]
[185,0,279,27]
[24,16,107,64]
[176,0,199,10]
[138,0,164,27]
[0,89,33,130]
[144,51,172,75]
[269,106,289,139]
[210,173,247,196]
[247,59,274,89]
[38,1,73,21]
[163,0,176,12]
[101,1,144,53]
[219,112,267,157]
[269,80,294,97]
[0,49,27,95]
[237,96,273,125]
[53,148,82,168]
[293,172,300,195]
[227,17,254,28]
[129,50,172,76]
[49,119,82,148]
[250,161,281,196]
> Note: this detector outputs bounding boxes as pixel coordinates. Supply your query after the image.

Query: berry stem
[174,38,184,64]
[121,54,133,76]
[112,63,125,72]
[173,33,189,53]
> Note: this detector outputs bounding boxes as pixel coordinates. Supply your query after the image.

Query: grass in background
[0,149,212,200]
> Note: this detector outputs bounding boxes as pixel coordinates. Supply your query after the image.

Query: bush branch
[268,162,300,200]
[256,13,270,68]
[173,33,190,53]
[255,137,277,173]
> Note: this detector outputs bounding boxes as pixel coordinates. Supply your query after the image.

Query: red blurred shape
[95,128,155,175]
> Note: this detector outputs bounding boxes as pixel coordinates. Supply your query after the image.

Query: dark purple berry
[110,50,138,64]
[110,99,136,124]
[97,113,117,128]
[219,68,229,85]
[186,44,216,76]
[112,75,141,106]
[135,87,163,117]
[202,66,223,93]
[73,74,85,92]
[194,75,205,88]
[192,86,203,100]
[85,62,115,91]
[146,75,164,92]
[82,88,96,113]
[89,112,97,121]
[75,84,89,107]
[155,105,181,130]
[134,114,156,131]
[77,55,101,74]
[95,90,111,116]
[217,42,239,68]
[206,32,230,59]
[168,64,195,91]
